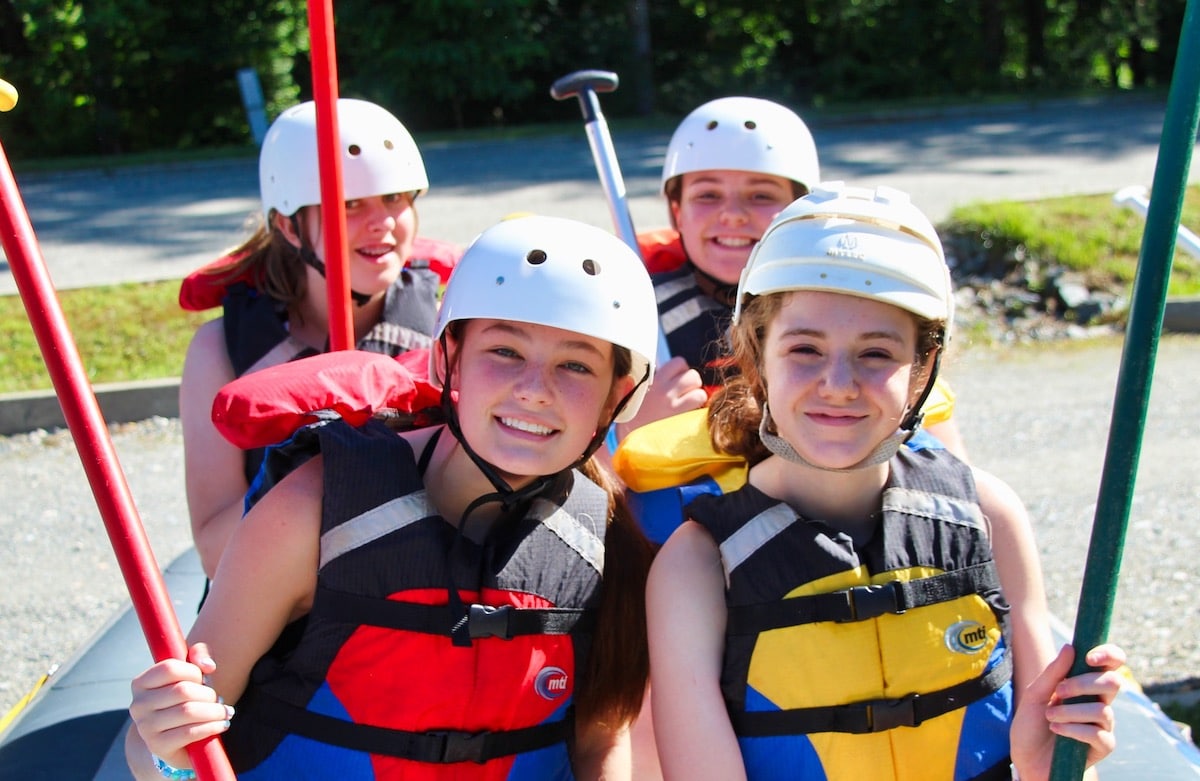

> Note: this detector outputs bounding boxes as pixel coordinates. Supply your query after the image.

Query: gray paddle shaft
[551,69,672,364]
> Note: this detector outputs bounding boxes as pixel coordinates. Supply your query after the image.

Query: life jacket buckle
[468,603,513,639]
[434,729,489,763]
[841,582,904,622]
[866,695,919,732]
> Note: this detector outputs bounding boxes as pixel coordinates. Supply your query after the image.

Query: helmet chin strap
[691,263,739,308]
[758,350,944,473]
[289,215,372,307]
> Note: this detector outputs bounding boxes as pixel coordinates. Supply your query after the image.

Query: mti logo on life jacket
[945,620,989,654]
[535,666,570,700]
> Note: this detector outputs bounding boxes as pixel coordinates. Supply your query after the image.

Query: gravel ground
[1,334,1198,719]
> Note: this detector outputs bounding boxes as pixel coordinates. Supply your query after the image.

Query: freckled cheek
[454,361,513,397]
[394,208,417,233]
[765,359,818,392]
[680,202,720,223]
[870,369,917,408]
[749,206,782,230]
[563,376,611,412]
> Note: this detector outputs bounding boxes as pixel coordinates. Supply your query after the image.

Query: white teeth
[500,417,554,435]
[714,237,752,247]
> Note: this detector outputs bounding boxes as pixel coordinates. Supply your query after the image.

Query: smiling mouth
[357,245,396,259]
[712,236,754,248]
[499,416,556,436]
[809,412,865,426]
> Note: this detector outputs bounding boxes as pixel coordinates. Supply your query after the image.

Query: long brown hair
[708,291,945,463]
[575,342,653,726]
[574,458,654,727]
[203,210,312,307]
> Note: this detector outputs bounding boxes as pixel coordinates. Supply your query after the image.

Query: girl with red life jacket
[180,99,453,580]
[645,184,1124,781]
[126,216,659,780]
[626,98,968,459]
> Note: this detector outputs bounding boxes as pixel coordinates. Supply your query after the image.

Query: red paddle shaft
[307,0,354,352]
[0,119,234,780]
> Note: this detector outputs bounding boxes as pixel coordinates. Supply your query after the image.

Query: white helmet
[661,97,820,194]
[259,98,428,219]
[434,216,658,423]
[735,182,953,330]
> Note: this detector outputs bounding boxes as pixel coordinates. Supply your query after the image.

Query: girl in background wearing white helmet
[646,185,1124,781]
[126,216,659,780]
[179,98,450,580]
[625,97,968,460]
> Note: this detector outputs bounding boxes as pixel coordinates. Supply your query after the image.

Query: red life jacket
[221,417,604,780]
[211,349,442,450]
[636,228,687,274]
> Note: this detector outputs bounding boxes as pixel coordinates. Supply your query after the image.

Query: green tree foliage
[0,0,1186,158]
[331,1,649,129]
[1,0,306,156]
[332,0,546,129]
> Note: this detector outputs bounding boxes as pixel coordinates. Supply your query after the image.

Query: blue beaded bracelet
[152,755,198,781]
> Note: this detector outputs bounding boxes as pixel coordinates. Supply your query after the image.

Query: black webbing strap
[726,562,1000,635]
[250,689,572,763]
[970,758,1017,781]
[730,650,1012,737]
[315,588,595,640]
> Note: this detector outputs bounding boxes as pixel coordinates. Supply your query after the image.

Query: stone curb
[1163,296,1200,334]
[1,298,1197,438]
[0,377,180,437]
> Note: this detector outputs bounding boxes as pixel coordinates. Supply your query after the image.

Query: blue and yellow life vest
[613,411,1013,780]
[223,419,607,780]
[688,449,1014,781]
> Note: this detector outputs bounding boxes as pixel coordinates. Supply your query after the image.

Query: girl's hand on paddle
[1012,643,1125,780]
[128,642,234,769]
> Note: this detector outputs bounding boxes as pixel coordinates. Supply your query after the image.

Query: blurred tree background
[0,0,1186,159]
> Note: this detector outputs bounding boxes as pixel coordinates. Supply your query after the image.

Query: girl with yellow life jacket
[125,216,659,780]
[644,183,1125,781]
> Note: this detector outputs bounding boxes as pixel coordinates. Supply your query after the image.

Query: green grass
[2,184,1198,395]
[943,185,1200,296]
[0,281,210,394]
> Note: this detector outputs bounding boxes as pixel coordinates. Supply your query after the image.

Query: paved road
[3,94,1195,294]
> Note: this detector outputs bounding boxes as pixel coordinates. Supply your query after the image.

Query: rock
[943,229,1125,342]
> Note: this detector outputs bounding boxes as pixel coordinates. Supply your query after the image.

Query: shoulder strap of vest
[242,687,572,763]
[222,282,292,377]
[725,561,1001,634]
[310,466,605,641]
[730,650,1012,737]
[312,588,595,640]
[355,270,439,356]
